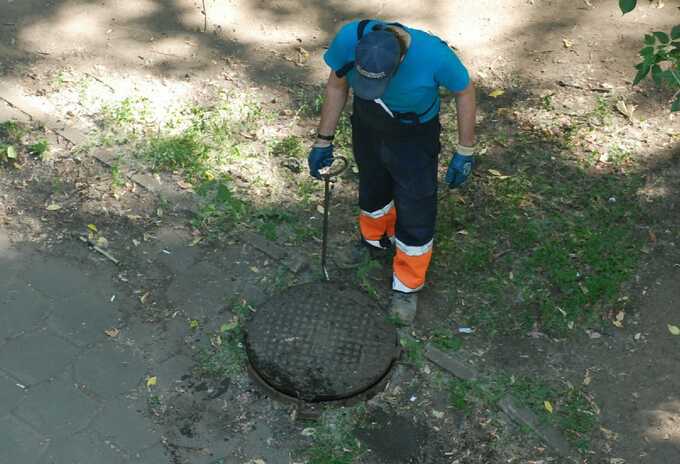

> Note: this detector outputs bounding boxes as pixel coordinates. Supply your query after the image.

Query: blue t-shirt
[324,20,470,123]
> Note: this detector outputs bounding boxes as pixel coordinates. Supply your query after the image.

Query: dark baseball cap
[354,30,401,100]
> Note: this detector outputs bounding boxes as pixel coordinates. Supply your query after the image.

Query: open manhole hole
[245,281,400,405]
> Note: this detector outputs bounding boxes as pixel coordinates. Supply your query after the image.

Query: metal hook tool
[318,156,349,281]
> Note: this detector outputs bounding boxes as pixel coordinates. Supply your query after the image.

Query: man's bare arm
[315,71,350,147]
[453,81,476,148]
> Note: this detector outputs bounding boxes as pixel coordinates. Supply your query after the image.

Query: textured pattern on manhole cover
[245,282,398,402]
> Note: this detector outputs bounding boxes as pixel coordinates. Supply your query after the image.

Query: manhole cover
[245,281,399,403]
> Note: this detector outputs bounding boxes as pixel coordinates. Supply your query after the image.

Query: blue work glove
[308,144,334,179]
[445,150,475,188]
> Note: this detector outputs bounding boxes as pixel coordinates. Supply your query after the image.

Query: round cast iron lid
[245,281,399,402]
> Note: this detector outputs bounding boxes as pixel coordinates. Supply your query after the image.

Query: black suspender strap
[335,62,354,78]
[336,19,372,78]
[356,19,371,39]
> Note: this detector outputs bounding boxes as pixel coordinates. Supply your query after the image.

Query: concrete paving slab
[0,281,52,340]
[165,261,235,321]
[14,373,101,437]
[151,226,202,275]
[0,329,80,386]
[35,431,128,464]
[129,443,170,463]
[0,414,48,464]
[153,354,194,392]
[0,371,25,416]
[118,319,185,365]
[93,399,161,455]
[0,226,19,261]
[23,255,111,302]
[73,343,147,399]
[46,290,119,347]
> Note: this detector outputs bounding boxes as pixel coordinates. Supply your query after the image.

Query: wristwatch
[316,132,335,142]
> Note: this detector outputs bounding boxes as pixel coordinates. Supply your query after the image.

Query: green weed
[436,134,644,335]
[143,131,209,177]
[430,328,462,352]
[110,161,126,189]
[254,208,295,241]
[0,120,26,142]
[303,408,365,464]
[356,258,381,299]
[400,336,425,368]
[28,140,49,159]
[448,378,474,411]
[193,178,248,235]
[271,135,305,158]
[194,301,252,379]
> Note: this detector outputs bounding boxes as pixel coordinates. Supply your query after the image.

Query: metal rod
[321,175,331,281]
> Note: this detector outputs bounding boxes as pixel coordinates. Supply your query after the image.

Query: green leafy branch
[620,1,680,111]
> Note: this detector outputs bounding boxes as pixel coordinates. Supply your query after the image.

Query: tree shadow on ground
[1,0,446,88]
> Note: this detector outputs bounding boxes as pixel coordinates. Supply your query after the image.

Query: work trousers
[352,115,441,293]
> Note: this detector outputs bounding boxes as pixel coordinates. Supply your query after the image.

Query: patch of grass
[254,207,295,241]
[192,177,248,236]
[356,258,381,299]
[400,336,425,368]
[436,133,644,335]
[293,85,325,117]
[28,139,49,159]
[296,178,316,205]
[302,408,365,464]
[449,373,598,452]
[502,376,598,452]
[101,96,151,128]
[143,131,209,177]
[271,134,305,158]
[194,301,252,379]
[334,114,353,151]
[110,161,126,190]
[0,120,26,142]
[430,328,462,352]
[448,378,474,411]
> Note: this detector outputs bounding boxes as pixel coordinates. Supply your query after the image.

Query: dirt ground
[1,1,679,463]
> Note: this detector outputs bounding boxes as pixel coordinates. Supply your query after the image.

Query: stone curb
[424,343,478,381]
[498,394,578,461]
[423,343,576,459]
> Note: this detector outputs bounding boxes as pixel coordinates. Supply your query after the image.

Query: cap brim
[353,73,391,100]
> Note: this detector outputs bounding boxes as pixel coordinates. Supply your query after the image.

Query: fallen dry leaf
[104,328,120,337]
[613,310,625,328]
[544,400,554,414]
[489,89,505,98]
[615,100,636,121]
[46,203,61,211]
[583,370,592,386]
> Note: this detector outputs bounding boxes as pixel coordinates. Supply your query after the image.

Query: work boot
[335,238,391,269]
[390,291,418,324]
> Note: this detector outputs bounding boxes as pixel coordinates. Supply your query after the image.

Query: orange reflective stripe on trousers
[359,201,396,243]
[393,239,433,292]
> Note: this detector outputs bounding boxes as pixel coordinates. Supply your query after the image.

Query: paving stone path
[0,223,292,464]
[0,229,167,463]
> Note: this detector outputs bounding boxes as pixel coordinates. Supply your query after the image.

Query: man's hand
[445,150,474,188]
[308,143,334,179]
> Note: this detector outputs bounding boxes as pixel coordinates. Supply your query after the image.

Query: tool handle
[319,155,349,179]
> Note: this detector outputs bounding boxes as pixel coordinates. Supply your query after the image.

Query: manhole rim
[244,281,401,403]
[246,353,400,407]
